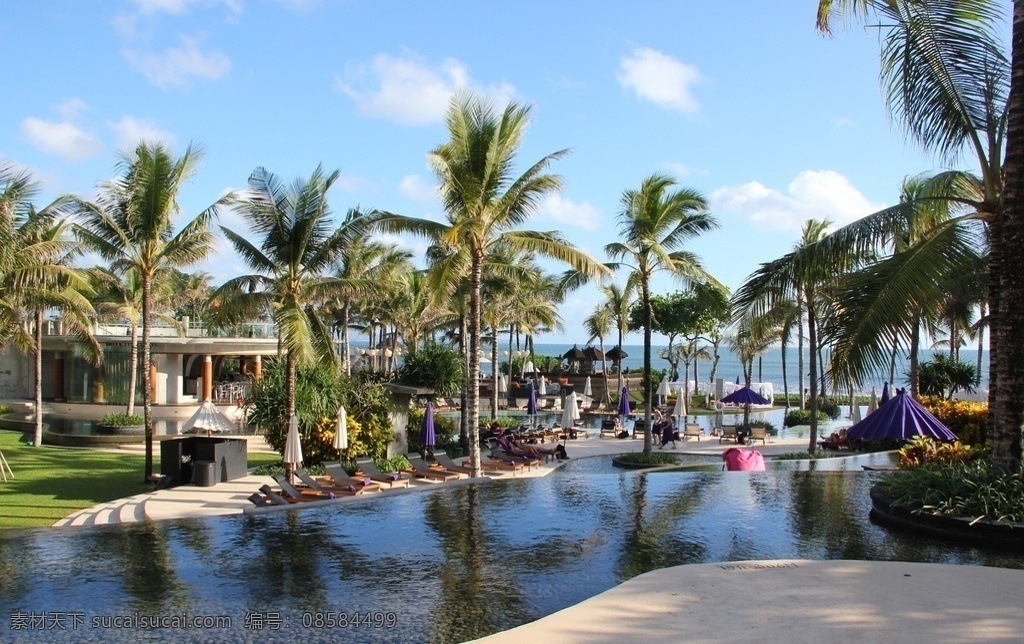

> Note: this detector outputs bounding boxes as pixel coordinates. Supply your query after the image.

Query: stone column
[202,355,213,402]
[252,354,262,381]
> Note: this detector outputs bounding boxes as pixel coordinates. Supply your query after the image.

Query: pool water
[3,456,1022,643]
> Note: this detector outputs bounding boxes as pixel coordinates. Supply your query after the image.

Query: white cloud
[618,47,702,113]
[55,98,89,120]
[710,169,884,233]
[20,118,103,162]
[398,174,437,203]
[537,194,603,231]
[337,52,515,125]
[662,161,707,178]
[131,0,242,15]
[108,115,177,152]
[122,35,231,88]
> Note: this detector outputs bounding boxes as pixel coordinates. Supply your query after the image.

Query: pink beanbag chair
[722,448,766,472]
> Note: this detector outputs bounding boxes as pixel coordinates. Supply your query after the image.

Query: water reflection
[3,458,1024,643]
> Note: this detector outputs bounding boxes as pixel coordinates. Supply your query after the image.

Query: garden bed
[870,487,1024,548]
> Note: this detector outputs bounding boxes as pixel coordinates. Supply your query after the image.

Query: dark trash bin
[193,461,216,487]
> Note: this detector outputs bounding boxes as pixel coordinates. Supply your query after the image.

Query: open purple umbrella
[720,386,770,406]
[419,404,436,449]
[846,389,957,442]
[880,382,891,405]
[618,387,631,416]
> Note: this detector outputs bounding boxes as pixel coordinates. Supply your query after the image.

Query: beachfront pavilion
[0,318,279,406]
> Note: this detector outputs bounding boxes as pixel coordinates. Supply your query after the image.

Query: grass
[0,429,280,530]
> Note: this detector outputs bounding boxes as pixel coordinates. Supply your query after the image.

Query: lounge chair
[748,426,769,445]
[683,423,703,441]
[304,466,377,493]
[248,491,274,507]
[260,482,319,504]
[719,425,738,444]
[600,418,618,438]
[491,444,541,469]
[477,451,527,474]
[434,450,483,477]
[354,457,412,488]
[271,473,335,501]
[403,456,462,482]
[632,420,650,439]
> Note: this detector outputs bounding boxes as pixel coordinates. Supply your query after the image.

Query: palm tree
[815,1,1021,467]
[600,282,634,394]
[74,142,216,482]
[583,304,612,407]
[606,174,719,455]
[372,92,607,475]
[215,165,361,480]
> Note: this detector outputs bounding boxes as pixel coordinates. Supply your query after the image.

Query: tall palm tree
[373,92,607,475]
[600,282,634,394]
[215,165,360,480]
[74,142,216,482]
[815,1,1022,467]
[584,304,612,407]
[606,174,719,455]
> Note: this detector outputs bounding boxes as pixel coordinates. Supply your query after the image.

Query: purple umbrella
[720,386,770,406]
[419,404,436,448]
[618,387,631,416]
[735,376,741,385]
[846,389,958,442]
[526,382,538,426]
[880,382,891,405]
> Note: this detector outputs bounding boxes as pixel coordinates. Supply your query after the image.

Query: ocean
[524,343,990,395]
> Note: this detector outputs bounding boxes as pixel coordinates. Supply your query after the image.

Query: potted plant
[96,412,145,435]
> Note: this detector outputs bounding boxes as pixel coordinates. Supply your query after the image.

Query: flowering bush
[897,436,984,469]
[917,397,988,446]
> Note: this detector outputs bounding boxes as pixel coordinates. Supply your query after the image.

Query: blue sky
[2,1,999,344]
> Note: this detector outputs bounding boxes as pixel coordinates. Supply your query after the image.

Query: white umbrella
[868,387,879,415]
[561,391,580,427]
[673,387,687,424]
[583,376,592,397]
[656,376,670,404]
[852,401,862,424]
[334,406,348,451]
[497,373,508,393]
[182,399,236,435]
[539,376,547,395]
[522,360,536,377]
[283,414,303,482]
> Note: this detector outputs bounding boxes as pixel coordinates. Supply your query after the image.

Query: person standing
[656,409,675,449]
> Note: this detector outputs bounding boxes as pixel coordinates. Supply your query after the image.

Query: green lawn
[0,430,281,530]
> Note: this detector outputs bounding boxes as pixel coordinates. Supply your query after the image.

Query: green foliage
[737,420,776,434]
[407,406,459,452]
[917,354,980,399]
[396,342,465,398]
[0,405,11,416]
[876,461,1024,524]
[918,397,988,446]
[772,451,843,461]
[377,454,410,472]
[614,452,679,465]
[816,398,842,420]
[248,359,395,464]
[783,409,828,427]
[98,413,145,427]
[897,436,985,469]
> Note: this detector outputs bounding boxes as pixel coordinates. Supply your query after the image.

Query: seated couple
[496,436,568,461]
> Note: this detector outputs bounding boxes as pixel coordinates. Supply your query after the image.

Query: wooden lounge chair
[599,418,618,438]
[475,451,526,474]
[719,425,738,444]
[354,457,412,488]
[434,450,482,477]
[303,466,378,493]
[490,445,541,469]
[271,473,338,500]
[403,456,462,482]
[683,423,703,441]
[260,482,319,504]
[748,426,769,445]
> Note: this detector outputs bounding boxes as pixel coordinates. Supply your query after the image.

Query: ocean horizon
[500,343,992,395]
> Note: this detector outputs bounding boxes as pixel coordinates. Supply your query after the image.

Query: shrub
[783,409,828,427]
[917,397,988,446]
[615,452,678,465]
[816,397,841,420]
[396,342,464,399]
[407,406,459,452]
[0,404,12,416]
[876,461,1024,523]
[98,413,144,427]
[248,359,396,464]
[897,436,985,469]
[737,420,776,434]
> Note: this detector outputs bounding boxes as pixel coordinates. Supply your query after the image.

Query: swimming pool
[3,456,1021,643]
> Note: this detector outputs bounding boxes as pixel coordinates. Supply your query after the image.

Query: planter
[611,455,678,470]
[870,486,1024,548]
[95,423,146,436]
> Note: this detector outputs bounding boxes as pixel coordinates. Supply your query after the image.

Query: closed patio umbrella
[656,376,670,405]
[868,387,879,415]
[584,376,592,398]
[673,387,687,424]
[561,391,580,427]
[283,413,303,484]
[538,376,547,396]
[419,404,436,451]
[852,400,862,424]
[334,406,348,451]
[526,383,538,427]
[618,387,631,417]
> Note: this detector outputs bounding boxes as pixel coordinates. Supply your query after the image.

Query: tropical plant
[918,396,989,446]
[606,174,718,455]
[917,353,981,399]
[397,342,465,399]
[214,165,361,453]
[875,460,1024,523]
[897,436,982,469]
[97,412,145,427]
[73,142,217,482]
[371,92,607,475]
[815,1,1023,469]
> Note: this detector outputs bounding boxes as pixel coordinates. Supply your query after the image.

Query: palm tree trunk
[142,273,154,483]
[990,0,1024,471]
[806,289,820,453]
[33,308,43,447]
[490,323,499,420]
[781,338,790,409]
[976,302,986,375]
[641,281,653,455]
[341,300,351,376]
[798,314,805,410]
[599,336,610,407]
[467,254,483,476]
[909,310,921,397]
[127,323,138,417]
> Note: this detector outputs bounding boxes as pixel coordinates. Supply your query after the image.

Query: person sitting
[498,436,568,461]
[820,428,849,450]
